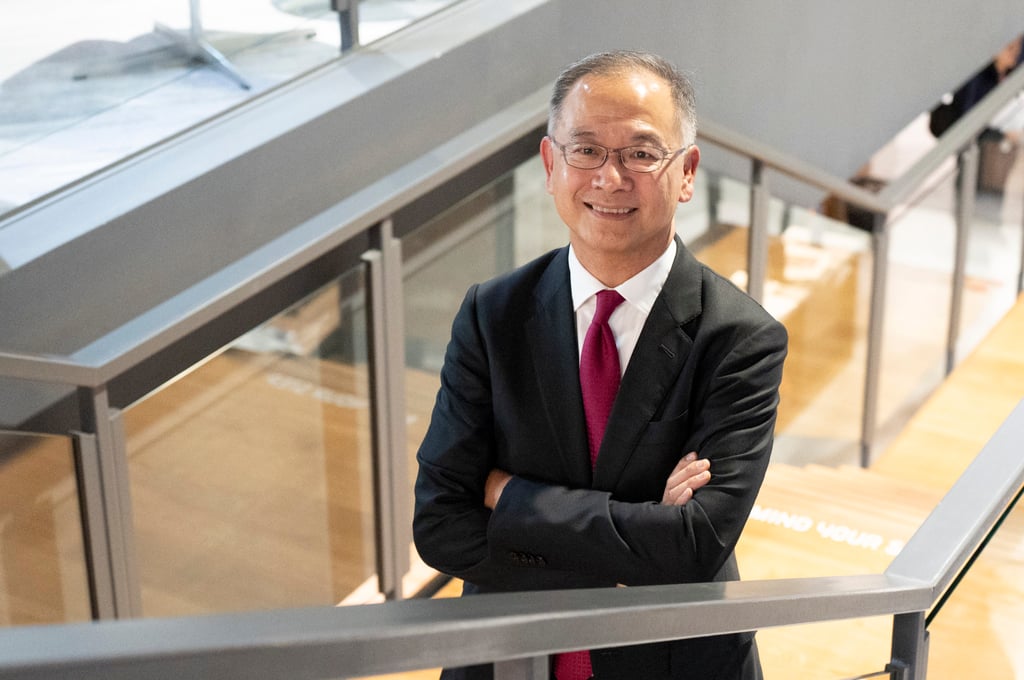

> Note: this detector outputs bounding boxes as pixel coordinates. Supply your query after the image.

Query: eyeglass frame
[547,136,692,173]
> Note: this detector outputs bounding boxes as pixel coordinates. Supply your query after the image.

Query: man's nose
[592,153,630,188]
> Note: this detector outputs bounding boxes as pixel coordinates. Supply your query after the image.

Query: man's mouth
[587,204,636,215]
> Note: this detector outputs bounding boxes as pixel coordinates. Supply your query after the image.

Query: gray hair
[548,50,697,146]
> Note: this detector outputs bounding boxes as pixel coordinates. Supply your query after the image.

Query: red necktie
[555,289,625,680]
[580,289,625,465]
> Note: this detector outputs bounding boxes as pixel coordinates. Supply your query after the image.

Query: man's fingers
[669,487,693,506]
[666,456,710,486]
[662,453,711,505]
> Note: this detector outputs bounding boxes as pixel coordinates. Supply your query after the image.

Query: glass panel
[926,494,1024,679]
[755,616,895,678]
[0,0,464,219]
[401,155,570,593]
[0,431,90,626]
[123,267,376,616]
[687,171,874,466]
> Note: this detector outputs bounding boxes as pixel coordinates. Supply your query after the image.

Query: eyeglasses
[548,137,689,173]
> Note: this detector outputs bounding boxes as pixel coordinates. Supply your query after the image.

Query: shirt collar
[569,239,677,312]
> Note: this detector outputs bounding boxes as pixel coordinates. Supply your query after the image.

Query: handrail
[885,398,1024,595]
[701,61,1024,218]
[4,62,1023,393]
[0,87,548,389]
[698,118,891,214]
[882,61,1024,206]
[0,399,1019,679]
[0,575,929,680]
[1,24,1022,680]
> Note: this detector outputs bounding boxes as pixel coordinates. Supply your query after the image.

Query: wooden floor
[739,294,1024,679]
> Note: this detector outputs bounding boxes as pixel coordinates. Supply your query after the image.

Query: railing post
[747,159,770,305]
[890,611,929,680]
[363,219,410,600]
[494,655,549,680]
[948,142,979,375]
[333,0,360,52]
[1018,182,1024,295]
[74,387,141,619]
[861,211,890,467]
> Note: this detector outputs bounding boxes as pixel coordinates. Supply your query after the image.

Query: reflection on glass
[755,616,894,677]
[684,172,874,466]
[400,158,570,593]
[0,0,464,219]
[123,268,376,616]
[0,431,90,626]
[926,497,1024,678]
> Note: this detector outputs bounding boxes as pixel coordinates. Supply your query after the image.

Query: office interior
[1,1,1023,678]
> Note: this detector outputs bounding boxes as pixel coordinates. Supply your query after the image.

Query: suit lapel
[525,248,593,485]
[593,241,704,491]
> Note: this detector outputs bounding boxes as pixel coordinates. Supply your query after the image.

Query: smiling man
[414,50,788,680]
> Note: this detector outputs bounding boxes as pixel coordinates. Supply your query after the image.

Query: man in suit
[413,50,788,680]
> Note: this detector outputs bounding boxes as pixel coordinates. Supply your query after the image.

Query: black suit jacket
[414,239,787,680]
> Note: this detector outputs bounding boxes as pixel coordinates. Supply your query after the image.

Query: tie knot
[593,289,625,325]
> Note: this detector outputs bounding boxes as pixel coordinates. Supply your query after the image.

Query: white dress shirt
[568,239,677,376]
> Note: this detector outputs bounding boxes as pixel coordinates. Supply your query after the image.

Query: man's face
[541,70,699,278]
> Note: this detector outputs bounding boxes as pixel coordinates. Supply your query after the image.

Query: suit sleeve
[413,285,596,591]
[486,314,788,586]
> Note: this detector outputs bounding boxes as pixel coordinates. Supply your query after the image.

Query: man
[414,50,787,680]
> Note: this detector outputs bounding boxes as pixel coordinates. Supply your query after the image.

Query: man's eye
[573,146,599,156]
[630,148,658,161]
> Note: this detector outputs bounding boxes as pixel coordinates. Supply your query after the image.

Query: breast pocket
[610,409,692,501]
[638,408,689,445]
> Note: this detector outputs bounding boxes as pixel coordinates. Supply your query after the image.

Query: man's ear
[678,145,701,203]
[540,136,556,195]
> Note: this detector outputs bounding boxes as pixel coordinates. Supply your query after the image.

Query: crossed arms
[413,279,788,590]
[484,451,710,510]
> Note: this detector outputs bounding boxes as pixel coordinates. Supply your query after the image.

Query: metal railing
[702,61,1024,466]
[0,84,549,620]
[0,400,1019,679]
[2,35,1024,679]
[5,63,1022,462]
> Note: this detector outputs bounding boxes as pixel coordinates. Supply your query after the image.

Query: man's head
[541,50,700,285]
[548,51,698,146]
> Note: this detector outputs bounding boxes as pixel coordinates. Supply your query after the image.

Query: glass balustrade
[925,491,1024,679]
[690,172,875,467]
[0,0,464,220]
[0,430,90,626]
[121,267,377,616]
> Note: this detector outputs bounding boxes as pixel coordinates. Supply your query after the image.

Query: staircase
[742,295,1024,679]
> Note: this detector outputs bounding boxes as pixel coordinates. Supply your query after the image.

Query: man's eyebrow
[628,131,668,146]
[567,129,668,146]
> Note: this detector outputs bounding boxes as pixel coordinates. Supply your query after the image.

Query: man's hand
[484,469,512,509]
[661,452,710,505]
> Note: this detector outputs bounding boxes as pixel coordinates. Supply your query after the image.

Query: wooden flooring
[739,294,1024,679]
